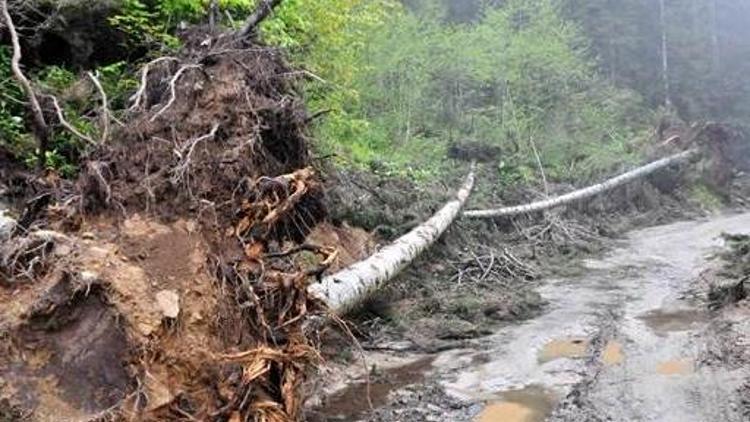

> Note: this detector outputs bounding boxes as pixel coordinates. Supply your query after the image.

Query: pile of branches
[512,211,601,252]
[449,245,536,287]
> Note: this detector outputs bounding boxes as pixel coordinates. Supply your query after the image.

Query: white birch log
[310,164,476,314]
[464,149,697,219]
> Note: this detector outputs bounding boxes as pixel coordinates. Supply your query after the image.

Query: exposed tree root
[0,28,333,422]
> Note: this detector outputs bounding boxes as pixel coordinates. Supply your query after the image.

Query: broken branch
[1,0,50,165]
[86,71,110,144]
[239,0,283,38]
[49,96,97,145]
[150,64,202,122]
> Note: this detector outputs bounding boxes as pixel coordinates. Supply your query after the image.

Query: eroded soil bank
[312,211,750,421]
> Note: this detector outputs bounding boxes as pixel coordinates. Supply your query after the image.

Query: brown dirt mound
[1,31,367,422]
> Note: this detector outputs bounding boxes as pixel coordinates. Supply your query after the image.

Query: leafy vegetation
[2,0,749,184]
[269,0,652,182]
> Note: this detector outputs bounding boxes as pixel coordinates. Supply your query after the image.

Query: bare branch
[49,96,97,145]
[170,123,220,184]
[86,71,110,144]
[1,0,50,164]
[239,0,283,38]
[528,137,549,197]
[128,56,179,112]
[150,64,202,122]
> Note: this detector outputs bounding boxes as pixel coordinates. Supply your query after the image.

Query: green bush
[295,0,652,182]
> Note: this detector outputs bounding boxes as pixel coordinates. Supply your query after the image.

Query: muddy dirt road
[319,212,750,421]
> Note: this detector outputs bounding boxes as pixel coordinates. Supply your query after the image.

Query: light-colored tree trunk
[709,0,721,72]
[310,164,476,314]
[659,0,672,109]
[464,149,697,219]
[209,0,219,32]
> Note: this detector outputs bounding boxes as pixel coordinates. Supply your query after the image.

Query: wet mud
[310,357,436,421]
[316,212,750,421]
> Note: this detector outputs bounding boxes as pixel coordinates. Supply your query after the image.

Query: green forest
[2,1,750,422]
[3,0,749,181]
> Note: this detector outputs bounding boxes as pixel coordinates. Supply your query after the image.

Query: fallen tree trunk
[310,164,476,314]
[464,149,698,219]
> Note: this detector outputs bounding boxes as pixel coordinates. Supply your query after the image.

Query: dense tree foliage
[302,0,651,181]
[1,0,748,182]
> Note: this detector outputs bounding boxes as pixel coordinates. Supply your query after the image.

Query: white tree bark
[464,149,697,219]
[659,0,672,109]
[310,164,476,314]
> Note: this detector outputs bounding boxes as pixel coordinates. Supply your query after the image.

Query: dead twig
[1,0,50,165]
[150,64,202,122]
[529,136,549,196]
[129,56,179,112]
[86,71,110,144]
[49,95,97,145]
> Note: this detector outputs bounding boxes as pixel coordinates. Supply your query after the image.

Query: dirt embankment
[0,30,373,422]
[698,232,750,419]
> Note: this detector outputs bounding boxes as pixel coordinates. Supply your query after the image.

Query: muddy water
[433,212,750,421]
[312,357,436,421]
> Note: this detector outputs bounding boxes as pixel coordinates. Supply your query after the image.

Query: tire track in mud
[313,212,750,422]
[433,212,750,422]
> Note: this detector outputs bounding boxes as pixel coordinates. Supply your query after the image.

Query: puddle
[476,385,554,422]
[601,341,624,366]
[312,356,435,421]
[538,337,589,363]
[656,359,694,375]
[638,308,710,334]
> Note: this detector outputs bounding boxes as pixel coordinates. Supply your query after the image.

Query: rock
[156,290,181,319]
[0,212,15,241]
[144,371,174,411]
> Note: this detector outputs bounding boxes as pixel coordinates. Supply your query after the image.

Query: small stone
[81,231,95,240]
[80,271,99,283]
[0,213,15,240]
[156,290,180,319]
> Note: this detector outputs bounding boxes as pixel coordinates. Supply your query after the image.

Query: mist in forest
[418,0,750,124]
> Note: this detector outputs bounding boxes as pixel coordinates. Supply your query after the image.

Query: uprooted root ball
[1,32,339,422]
[81,32,325,240]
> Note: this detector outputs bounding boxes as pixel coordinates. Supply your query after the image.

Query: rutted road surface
[435,212,750,421]
[318,212,750,421]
